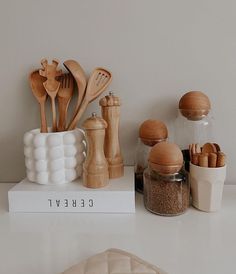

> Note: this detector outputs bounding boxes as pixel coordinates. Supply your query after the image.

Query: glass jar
[174,91,214,171]
[134,119,168,193]
[135,138,165,193]
[143,167,190,216]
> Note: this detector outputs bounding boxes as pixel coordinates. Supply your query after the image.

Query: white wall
[0,0,235,183]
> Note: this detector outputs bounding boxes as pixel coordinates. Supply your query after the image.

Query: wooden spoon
[63,60,87,125]
[39,59,62,132]
[29,70,48,133]
[67,67,112,130]
[57,73,74,132]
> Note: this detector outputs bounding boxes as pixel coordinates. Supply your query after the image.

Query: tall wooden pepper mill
[82,113,109,188]
[99,92,124,178]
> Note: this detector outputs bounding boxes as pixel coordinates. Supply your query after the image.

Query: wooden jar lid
[139,119,168,146]
[99,91,121,107]
[179,91,211,120]
[148,142,183,174]
[82,113,107,130]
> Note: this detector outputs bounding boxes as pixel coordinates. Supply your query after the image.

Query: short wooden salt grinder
[82,113,109,188]
[99,92,124,178]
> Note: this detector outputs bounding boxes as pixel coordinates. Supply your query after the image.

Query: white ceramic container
[24,128,86,185]
[190,163,226,212]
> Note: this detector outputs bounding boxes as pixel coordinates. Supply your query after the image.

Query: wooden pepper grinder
[99,92,124,179]
[82,113,109,188]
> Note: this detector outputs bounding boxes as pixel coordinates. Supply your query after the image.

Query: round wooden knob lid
[179,91,211,120]
[99,91,121,107]
[82,113,107,130]
[149,142,183,174]
[139,119,168,146]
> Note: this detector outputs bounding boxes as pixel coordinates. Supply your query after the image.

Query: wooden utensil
[57,73,74,132]
[29,70,48,133]
[39,59,62,132]
[67,67,112,130]
[63,60,87,125]
[202,143,217,154]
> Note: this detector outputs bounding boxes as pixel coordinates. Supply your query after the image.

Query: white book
[8,167,135,213]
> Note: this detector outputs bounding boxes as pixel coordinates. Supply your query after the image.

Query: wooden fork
[57,73,74,132]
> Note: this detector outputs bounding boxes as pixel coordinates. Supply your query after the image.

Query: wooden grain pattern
[149,142,183,174]
[179,91,211,120]
[39,59,62,132]
[82,113,109,188]
[100,93,124,178]
[29,70,48,133]
[63,60,87,126]
[67,67,112,130]
[57,73,74,132]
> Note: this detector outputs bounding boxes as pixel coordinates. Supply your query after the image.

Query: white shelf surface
[0,182,236,274]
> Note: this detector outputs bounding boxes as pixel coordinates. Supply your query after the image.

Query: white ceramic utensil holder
[190,163,226,212]
[24,128,86,185]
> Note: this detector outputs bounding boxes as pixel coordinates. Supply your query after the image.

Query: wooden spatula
[67,67,112,130]
[63,60,87,125]
[39,59,62,132]
[57,73,74,132]
[29,70,48,133]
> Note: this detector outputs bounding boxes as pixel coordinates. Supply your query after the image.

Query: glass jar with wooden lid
[134,119,168,193]
[174,91,214,171]
[143,142,190,216]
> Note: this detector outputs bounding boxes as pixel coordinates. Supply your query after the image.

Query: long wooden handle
[51,97,57,132]
[57,99,69,132]
[67,99,88,130]
[39,102,48,133]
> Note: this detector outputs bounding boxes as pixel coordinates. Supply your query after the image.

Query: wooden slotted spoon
[29,70,48,133]
[63,60,87,125]
[67,67,112,130]
[39,59,62,132]
[57,73,74,132]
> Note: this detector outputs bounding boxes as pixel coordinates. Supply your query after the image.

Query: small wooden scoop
[63,60,87,125]
[67,67,112,130]
[39,59,62,132]
[29,70,48,133]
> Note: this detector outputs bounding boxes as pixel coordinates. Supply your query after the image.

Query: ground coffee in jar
[135,120,168,193]
[143,142,190,216]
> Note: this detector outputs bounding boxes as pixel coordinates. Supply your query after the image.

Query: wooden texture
[39,59,62,132]
[179,91,211,121]
[82,113,109,188]
[29,70,48,133]
[57,73,74,132]
[202,143,217,154]
[209,153,217,168]
[68,67,112,130]
[198,153,209,167]
[217,152,226,167]
[63,60,87,126]
[139,119,168,146]
[100,92,124,178]
[149,142,183,174]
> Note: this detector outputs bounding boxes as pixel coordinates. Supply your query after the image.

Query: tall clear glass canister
[174,91,214,171]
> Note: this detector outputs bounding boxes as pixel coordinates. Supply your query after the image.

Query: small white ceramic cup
[190,163,226,212]
[24,128,86,185]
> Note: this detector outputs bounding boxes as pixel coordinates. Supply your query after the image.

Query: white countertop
[0,183,236,274]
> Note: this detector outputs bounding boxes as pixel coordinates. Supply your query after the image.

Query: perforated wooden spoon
[39,59,62,132]
[63,60,87,125]
[67,67,112,130]
[29,70,48,133]
[57,73,74,132]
